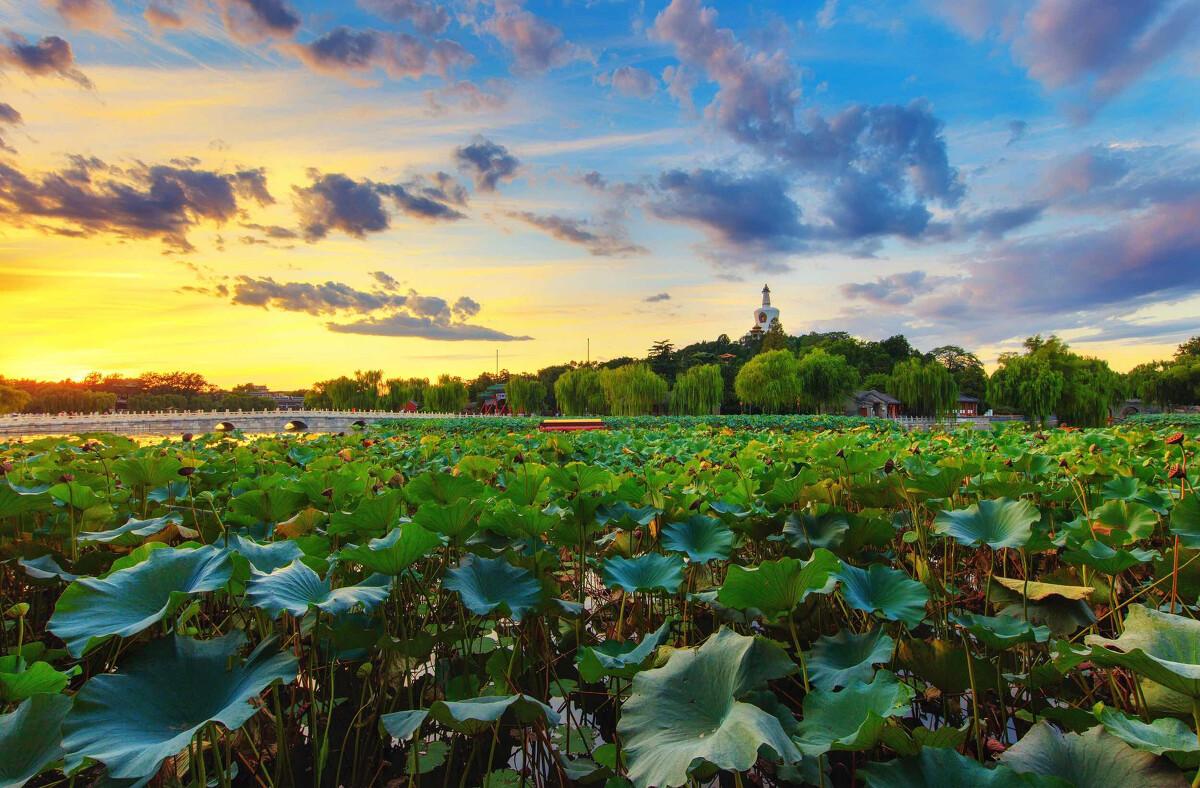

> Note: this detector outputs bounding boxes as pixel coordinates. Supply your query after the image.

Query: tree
[384,378,428,410]
[760,321,789,352]
[928,345,988,410]
[795,349,859,414]
[1175,335,1200,359]
[734,350,801,413]
[424,375,469,412]
[862,372,892,392]
[890,358,958,418]
[554,368,607,415]
[0,383,31,414]
[988,354,1064,427]
[601,364,669,416]
[505,376,546,414]
[670,364,723,415]
[646,340,677,382]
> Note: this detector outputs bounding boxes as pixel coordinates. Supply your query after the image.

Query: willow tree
[795,348,859,414]
[505,376,547,414]
[384,377,428,410]
[890,358,959,418]
[670,364,723,415]
[554,368,607,415]
[988,354,1064,427]
[734,349,801,413]
[424,375,469,412]
[0,383,30,414]
[601,363,669,416]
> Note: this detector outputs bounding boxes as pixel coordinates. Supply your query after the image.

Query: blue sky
[0,0,1198,385]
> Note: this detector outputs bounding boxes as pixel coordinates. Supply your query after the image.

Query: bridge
[0,409,470,438]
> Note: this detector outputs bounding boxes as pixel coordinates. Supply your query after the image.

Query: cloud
[507,211,647,256]
[454,136,520,192]
[288,27,472,81]
[935,202,1047,239]
[221,274,531,341]
[644,292,671,302]
[650,0,963,252]
[424,79,510,114]
[1006,119,1028,146]
[648,168,806,270]
[292,170,466,241]
[603,66,658,97]
[816,0,838,29]
[216,0,301,42]
[1040,147,1131,198]
[0,155,273,251]
[358,0,450,35]
[144,3,187,30]
[240,222,298,239]
[840,270,950,306]
[328,312,532,341]
[0,33,92,88]
[932,0,1200,117]
[52,0,118,31]
[0,102,21,154]
[485,5,587,73]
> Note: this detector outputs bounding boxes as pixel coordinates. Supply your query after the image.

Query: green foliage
[554,367,607,415]
[734,349,801,413]
[504,375,546,414]
[796,348,860,413]
[991,335,1124,427]
[0,383,31,415]
[424,374,470,412]
[989,353,1064,427]
[890,357,959,418]
[669,363,723,415]
[600,363,669,416]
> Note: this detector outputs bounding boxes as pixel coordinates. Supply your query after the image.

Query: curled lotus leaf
[1085,605,1200,698]
[601,553,685,595]
[950,611,1050,650]
[443,554,543,621]
[793,671,914,757]
[215,533,305,574]
[62,632,297,783]
[807,628,895,690]
[1000,722,1187,788]
[246,559,392,619]
[77,512,182,547]
[716,549,841,622]
[48,545,233,656]
[617,627,801,788]
[336,522,444,575]
[861,746,1058,787]
[838,563,929,628]
[381,693,560,740]
[577,618,674,682]
[1093,703,1200,766]
[661,515,734,564]
[0,693,73,788]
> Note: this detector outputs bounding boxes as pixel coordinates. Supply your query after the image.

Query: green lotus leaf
[951,611,1050,650]
[861,746,1056,787]
[660,515,734,564]
[227,486,306,527]
[0,657,73,701]
[1092,499,1159,543]
[0,482,52,518]
[932,497,1039,549]
[412,498,484,540]
[782,508,850,555]
[1085,605,1200,698]
[62,633,297,782]
[617,627,801,788]
[336,523,443,575]
[577,619,673,682]
[328,488,405,537]
[897,638,1000,694]
[404,471,487,505]
[112,455,183,488]
[246,559,391,619]
[215,533,305,574]
[48,545,233,656]
[0,693,72,788]
[807,628,895,690]
[717,549,841,622]
[596,501,660,529]
[1062,540,1159,575]
[545,463,615,495]
[1093,703,1200,765]
[793,670,914,757]
[992,576,1093,600]
[1170,496,1200,549]
[1000,722,1187,788]
[601,553,685,594]
[380,693,560,739]
[838,563,929,628]
[49,481,101,511]
[77,513,182,547]
[19,555,77,582]
[479,499,560,540]
[444,555,542,621]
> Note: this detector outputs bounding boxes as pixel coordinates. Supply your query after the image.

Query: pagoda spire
[762,284,771,307]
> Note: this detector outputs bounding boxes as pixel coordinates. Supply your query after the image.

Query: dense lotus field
[3,419,1200,787]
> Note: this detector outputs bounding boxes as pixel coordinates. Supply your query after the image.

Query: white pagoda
[749,284,780,338]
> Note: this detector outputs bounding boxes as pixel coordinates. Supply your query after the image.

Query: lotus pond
[1,418,1199,787]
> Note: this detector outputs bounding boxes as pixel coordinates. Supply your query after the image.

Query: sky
[0,0,1198,388]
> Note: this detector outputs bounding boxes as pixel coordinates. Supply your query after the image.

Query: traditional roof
[852,389,902,405]
[957,395,980,403]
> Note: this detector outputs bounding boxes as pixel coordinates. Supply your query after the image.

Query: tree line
[0,372,283,415]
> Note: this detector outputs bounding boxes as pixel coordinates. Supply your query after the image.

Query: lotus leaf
[617,627,801,788]
[1000,722,1187,788]
[0,693,72,788]
[717,550,840,622]
[577,619,673,682]
[861,746,1056,787]
[932,497,1040,549]
[601,553,685,594]
[77,512,182,546]
[660,515,734,563]
[1093,703,1200,766]
[782,507,850,555]
[951,611,1050,650]
[1085,605,1200,698]
[444,555,542,621]
[336,523,443,574]
[48,545,233,656]
[1170,496,1200,549]
[793,671,914,756]
[838,563,929,627]
[215,533,305,573]
[381,693,559,739]
[247,559,391,619]
[1063,539,1159,574]
[62,633,297,782]
[807,628,895,690]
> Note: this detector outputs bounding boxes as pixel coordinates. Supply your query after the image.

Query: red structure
[538,418,607,432]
